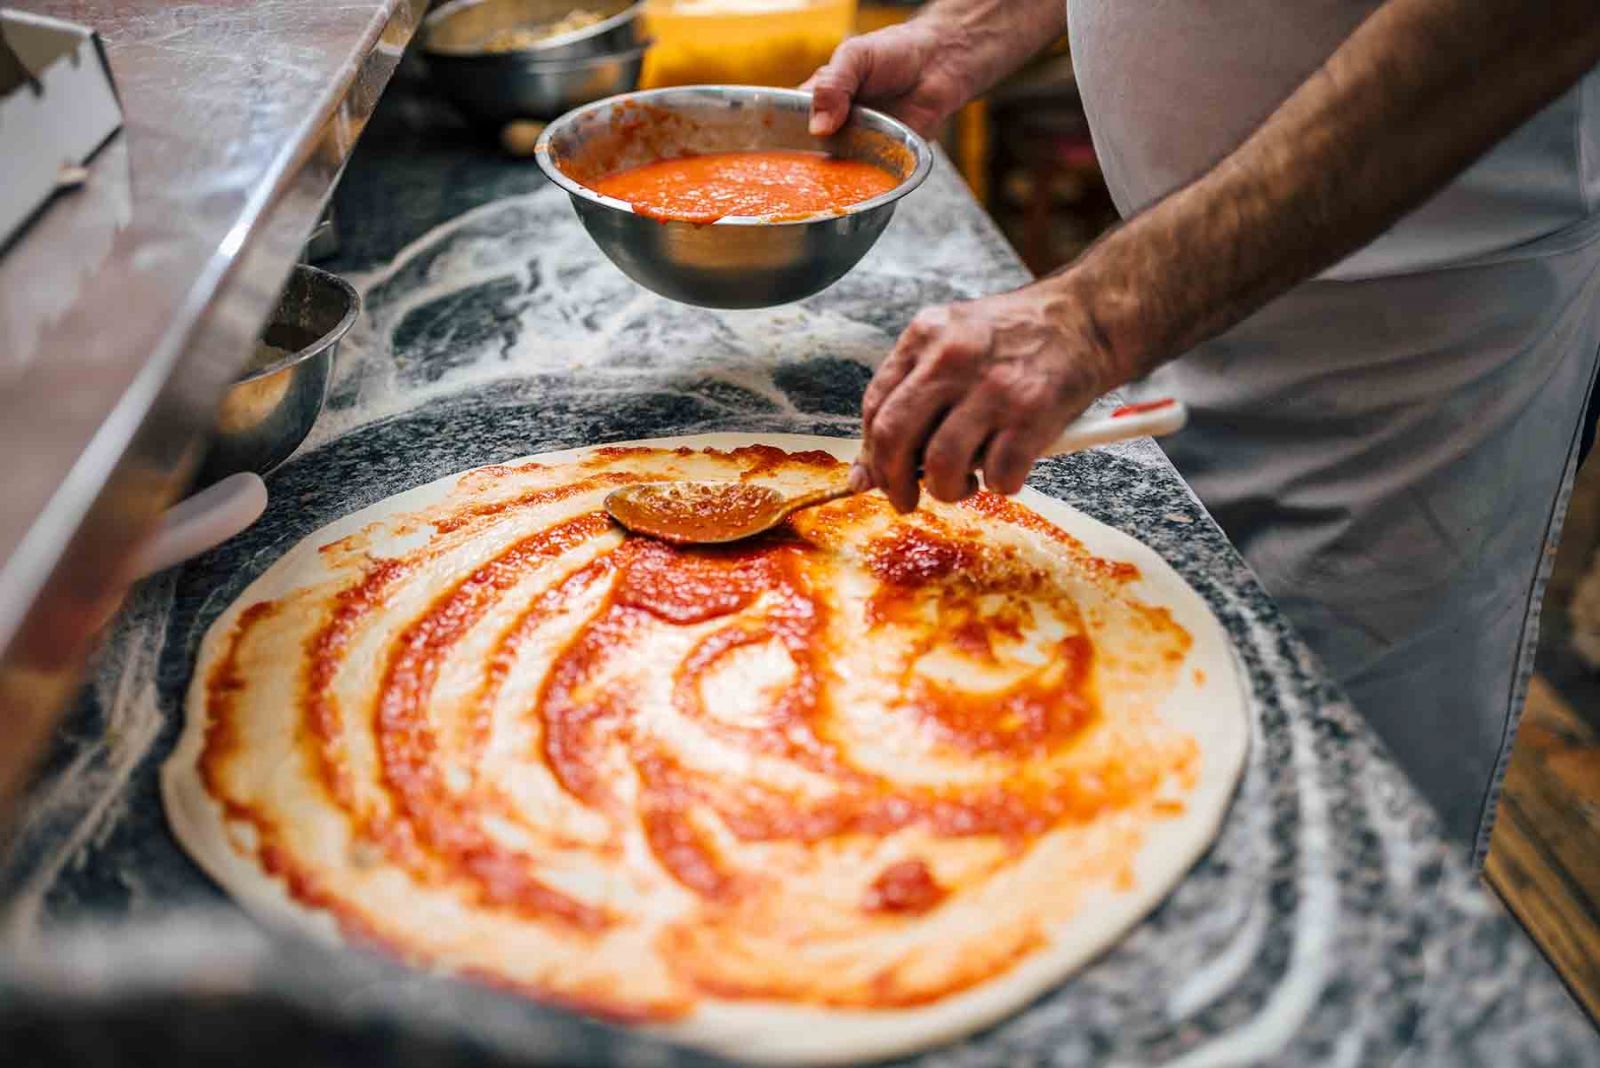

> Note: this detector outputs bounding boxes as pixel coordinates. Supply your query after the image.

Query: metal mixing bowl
[423,0,646,125]
[534,86,934,308]
[427,46,647,126]
[423,0,641,60]
[197,265,358,486]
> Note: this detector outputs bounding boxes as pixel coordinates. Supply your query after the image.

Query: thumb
[807,41,868,136]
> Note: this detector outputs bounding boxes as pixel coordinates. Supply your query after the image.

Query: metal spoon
[605,399,1188,546]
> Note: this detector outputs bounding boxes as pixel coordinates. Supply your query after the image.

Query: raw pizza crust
[163,432,1249,1066]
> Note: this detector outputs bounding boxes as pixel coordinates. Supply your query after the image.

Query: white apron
[1068,0,1600,859]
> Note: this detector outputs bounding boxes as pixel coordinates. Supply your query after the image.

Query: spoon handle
[1039,398,1187,458]
[783,482,858,516]
[130,473,268,580]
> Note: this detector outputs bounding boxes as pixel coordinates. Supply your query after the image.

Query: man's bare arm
[1073,0,1600,380]
[859,0,1600,510]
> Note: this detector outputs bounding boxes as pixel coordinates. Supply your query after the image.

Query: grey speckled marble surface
[3,67,1597,1068]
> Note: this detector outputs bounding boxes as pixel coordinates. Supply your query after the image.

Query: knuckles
[985,449,1028,495]
[926,338,980,374]
[925,471,968,503]
[904,308,945,341]
[867,412,910,463]
[1007,379,1057,418]
[923,438,964,478]
[830,36,869,69]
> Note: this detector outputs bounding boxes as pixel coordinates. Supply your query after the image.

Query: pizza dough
[163,433,1248,1065]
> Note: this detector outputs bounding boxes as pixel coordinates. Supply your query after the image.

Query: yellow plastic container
[641,0,857,90]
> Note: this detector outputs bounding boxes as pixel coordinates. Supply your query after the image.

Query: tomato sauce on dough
[195,445,1199,1022]
[590,150,899,223]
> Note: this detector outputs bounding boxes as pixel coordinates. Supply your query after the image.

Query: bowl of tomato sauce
[534,85,933,308]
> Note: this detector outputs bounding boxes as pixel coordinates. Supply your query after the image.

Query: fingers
[860,310,942,509]
[980,393,1090,496]
[865,311,986,512]
[862,315,930,433]
[867,384,947,513]
[857,287,1103,510]
[853,317,926,499]
[981,428,1036,497]
[923,388,1000,502]
[808,37,870,136]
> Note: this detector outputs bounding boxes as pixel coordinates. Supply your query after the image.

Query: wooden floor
[1486,674,1600,1022]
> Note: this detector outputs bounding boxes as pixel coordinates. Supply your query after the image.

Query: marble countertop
[3,67,1596,1067]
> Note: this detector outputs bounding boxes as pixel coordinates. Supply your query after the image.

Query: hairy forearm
[1053,0,1600,381]
[922,0,1064,102]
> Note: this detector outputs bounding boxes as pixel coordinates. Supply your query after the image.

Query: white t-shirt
[1067,0,1600,278]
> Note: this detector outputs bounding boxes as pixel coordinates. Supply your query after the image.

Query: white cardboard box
[0,9,123,248]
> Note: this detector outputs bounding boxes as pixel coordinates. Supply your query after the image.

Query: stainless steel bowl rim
[422,0,642,57]
[236,265,360,386]
[431,41,651,70]
[533,86,936,228]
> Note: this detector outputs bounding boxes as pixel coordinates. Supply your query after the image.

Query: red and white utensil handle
[1040,398,1187,458]
[131,472,268,581]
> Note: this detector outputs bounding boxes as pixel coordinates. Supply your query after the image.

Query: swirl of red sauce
[199,450,1195,1021]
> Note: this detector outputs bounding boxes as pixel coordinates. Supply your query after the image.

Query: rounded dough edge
[161,431,1251,1066]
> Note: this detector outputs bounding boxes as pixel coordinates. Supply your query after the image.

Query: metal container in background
[422,0,646,125]
[535,86,934,309]
[423,0,640,59]
[196,265,359,486]
[427,45,647,125]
